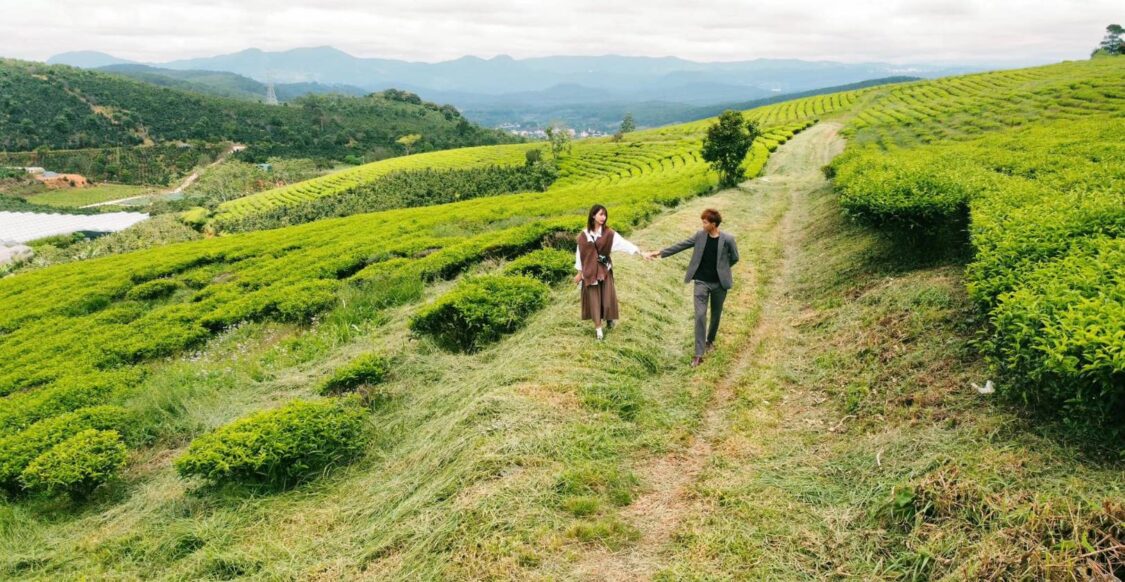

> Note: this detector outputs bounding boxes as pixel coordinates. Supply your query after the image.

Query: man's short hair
[701,208,722,226]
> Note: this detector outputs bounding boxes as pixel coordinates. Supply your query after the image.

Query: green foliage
[502,249,574,284]
[213,163,558,233]
[545,123,572,159]
[619,113,636,135]
[410,275,549,352]
[0,59,516,160]
[174,398,368,487]
[1094,24,1124,56]
[0,143,227,186]
[701,110,762,187]
[832,59,1125,428]
[320,353,391,395]
[19,429,127,497]
[0,405,131,490]
[124,278,180,301]
[0,78,850,476]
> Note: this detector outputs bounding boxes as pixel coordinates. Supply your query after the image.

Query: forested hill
[0,59,518,161]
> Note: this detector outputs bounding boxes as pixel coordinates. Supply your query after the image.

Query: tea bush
[19,429,127,497]
[502,249,575,284]
[174,398,368,487]
[0,405,132,490]
[831,59,1125,427]
[125,278,181,301]
[320,353,391,395]
[410,275,550,352]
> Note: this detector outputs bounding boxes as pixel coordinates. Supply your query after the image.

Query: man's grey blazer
[659,230,740,289]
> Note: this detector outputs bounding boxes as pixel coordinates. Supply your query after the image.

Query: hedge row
[175,398,368,487]
[833,111,1124,426]
[410,274,550,352]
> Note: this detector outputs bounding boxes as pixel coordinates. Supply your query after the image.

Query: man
[646,208,739,367]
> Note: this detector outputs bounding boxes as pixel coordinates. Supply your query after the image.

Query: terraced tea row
[0,88,870,490]
[831,57,1125,426]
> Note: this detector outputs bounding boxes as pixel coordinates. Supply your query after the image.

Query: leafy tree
[544,122,572,160]
[701,110,761,187]
[1093,24,1124,56]
[396,133,422,155]
[619,113,636,135]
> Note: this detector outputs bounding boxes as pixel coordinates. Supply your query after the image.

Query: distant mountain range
[48,47,981,131]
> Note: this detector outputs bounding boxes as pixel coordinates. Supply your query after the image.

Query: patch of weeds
[580,382,644,421]
[561,495,602,517]
[556,462,638,507]
[566,517,641,550]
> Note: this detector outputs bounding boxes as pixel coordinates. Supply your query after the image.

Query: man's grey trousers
[693,280,728,357]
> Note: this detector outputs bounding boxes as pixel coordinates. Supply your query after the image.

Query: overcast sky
[0,0,1119,66]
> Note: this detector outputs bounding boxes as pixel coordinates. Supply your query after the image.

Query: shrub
[410,275,549,352]
[320,353,391,395]
[125,278,180,301]
[19,429,127,497]
[0,405,132,489]
[174,398,368,487]
[503,249,574,284]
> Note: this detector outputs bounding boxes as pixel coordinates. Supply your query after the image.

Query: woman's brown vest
[577,228,616,286]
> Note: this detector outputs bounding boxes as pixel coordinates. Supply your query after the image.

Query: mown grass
[0,165,774,578]
[655,134,1124,580]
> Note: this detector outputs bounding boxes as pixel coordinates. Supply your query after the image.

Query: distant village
[496,124,609,139]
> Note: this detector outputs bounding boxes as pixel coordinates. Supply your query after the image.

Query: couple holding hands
[573,204,739,367]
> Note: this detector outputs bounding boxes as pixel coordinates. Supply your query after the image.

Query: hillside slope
[3,121,1120,580]
[0,59,515,159]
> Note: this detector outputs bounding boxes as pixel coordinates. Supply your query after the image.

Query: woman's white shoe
[596,328,604,341]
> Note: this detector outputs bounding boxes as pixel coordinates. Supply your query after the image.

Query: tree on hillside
[544,122,572,160]
[620,113,636,135]
[701,110,761,187]
[1093,24,1124,56]
[612,113,637,142]
[396,133,422,155]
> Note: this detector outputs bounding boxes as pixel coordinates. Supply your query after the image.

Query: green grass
[26,184,154,207]
[654,131,1125,580]
[2,60,1123,580]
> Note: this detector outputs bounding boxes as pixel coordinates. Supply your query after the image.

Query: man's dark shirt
[692,235,720,283]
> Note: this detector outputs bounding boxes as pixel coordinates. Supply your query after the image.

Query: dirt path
[570,122,845,581]
[81,143,242,208]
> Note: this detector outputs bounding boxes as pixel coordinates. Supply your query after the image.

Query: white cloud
[0,0,1119,65]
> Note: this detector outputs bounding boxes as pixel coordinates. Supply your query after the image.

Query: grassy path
[5,121,1120,580]
[569,122,846,580]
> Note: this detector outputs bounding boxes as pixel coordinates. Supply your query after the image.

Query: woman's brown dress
[577,228,620,321]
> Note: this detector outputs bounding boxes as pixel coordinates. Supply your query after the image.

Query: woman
[573,204,648,340]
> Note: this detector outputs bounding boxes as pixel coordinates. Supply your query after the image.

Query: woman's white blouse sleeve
[612,235,641,255]
[574,245,582,271]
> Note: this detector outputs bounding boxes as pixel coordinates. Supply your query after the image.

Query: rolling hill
[0,57,1122,580]
[0,59,516,160]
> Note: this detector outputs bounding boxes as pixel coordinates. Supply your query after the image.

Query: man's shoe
[691,356,703,368]
[705,341,714,352]
[607,320,616,329]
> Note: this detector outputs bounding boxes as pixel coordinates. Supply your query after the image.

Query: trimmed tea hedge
[174,398,368,487]
[831,60,1125,427]
[19,429,127,497]
[320,353,391,395]
[410,275,549,352]
[502,248,575,284]
[0,405,132,490]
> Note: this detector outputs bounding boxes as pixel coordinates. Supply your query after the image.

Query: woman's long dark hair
[586,204,608,232]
